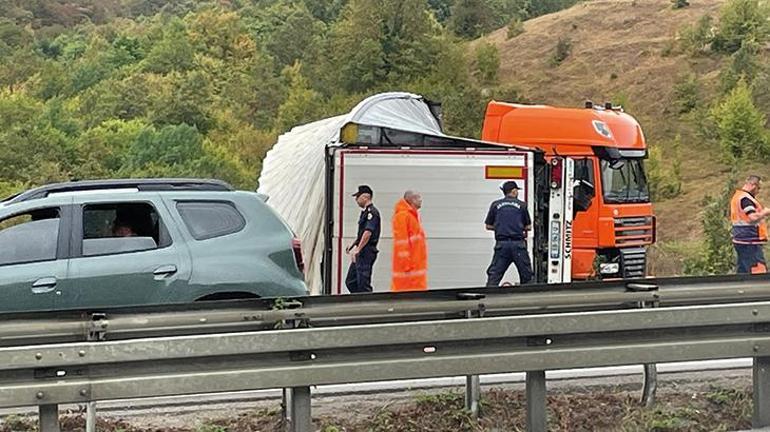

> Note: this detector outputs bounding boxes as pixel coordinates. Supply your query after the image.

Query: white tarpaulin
[257,92,443,294]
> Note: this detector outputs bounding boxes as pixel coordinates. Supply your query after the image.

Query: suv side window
[0,208,60,266]
[82,203,169,257]
[176,201,246,240]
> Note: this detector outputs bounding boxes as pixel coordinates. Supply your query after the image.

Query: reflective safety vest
[730,189,768,244]
[391,199,428,292]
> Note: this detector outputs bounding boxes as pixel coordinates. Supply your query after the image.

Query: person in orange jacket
[391,190,428,291]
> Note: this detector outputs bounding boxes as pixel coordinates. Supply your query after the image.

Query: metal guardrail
[3,274,770,431]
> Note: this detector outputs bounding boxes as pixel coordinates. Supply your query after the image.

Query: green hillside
[1,0,769,275]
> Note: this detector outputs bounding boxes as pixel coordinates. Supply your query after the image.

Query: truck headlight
[599,263,620,274]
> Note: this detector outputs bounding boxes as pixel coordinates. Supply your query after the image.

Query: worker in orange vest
[391,190,428,291]
[730,175,770,274]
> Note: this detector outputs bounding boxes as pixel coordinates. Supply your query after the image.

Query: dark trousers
[345,246,378,293]
[486,240,533,286]
[735,243,768,274]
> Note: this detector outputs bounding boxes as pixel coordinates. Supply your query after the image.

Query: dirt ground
[0,368,759,432]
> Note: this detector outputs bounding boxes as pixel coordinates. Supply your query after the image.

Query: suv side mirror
[574,179,595,213]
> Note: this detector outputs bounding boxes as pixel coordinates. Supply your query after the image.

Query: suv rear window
[176,201,245,240]
[0,208,60,266]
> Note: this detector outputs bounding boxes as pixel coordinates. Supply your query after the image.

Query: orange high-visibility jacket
[391,198,428,291]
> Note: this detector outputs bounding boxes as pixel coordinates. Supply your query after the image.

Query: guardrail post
[85,313,106,432]
[39,404,60,432]
[459,293,486,418]
[628,283,660,407]
[85,401,97,432]
[754,356,770,428]
[286,386,312,432]
[526,370,546,432]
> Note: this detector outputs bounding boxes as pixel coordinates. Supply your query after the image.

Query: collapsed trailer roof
[257,92,534,294]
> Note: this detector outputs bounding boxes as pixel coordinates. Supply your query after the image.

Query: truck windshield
[600,159,650,204]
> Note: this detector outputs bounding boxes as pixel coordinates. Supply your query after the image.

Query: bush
[719,38,760,93]
[709,79,770,161]
[673,74,699,114]
[475,42,500,84]
[647,136,683,201]
[712,0,770,53]
[550,37,572,66]
[506,18,524,39]
[679,14,714,55]
[683,174,738,275]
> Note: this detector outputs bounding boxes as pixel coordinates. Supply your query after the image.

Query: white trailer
[258,92,574,294]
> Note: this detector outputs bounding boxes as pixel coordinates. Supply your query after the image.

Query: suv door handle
[153,265,178,279]
[31,277,57,294]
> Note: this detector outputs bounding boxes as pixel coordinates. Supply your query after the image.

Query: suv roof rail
[3,178,234,205]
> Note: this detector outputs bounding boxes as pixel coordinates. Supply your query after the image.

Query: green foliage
[719,38,760,93]
[673,73,699,114]
[474,42,500,84]
[647,136,683,201]
[712,0,770,54]
[683,173,738,275]
[679,14,714,55]
[0,0,512,193]
[506,17,524,39]
[551,37,572,66]
[709,79,770,161]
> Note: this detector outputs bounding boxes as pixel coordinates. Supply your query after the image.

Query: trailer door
[330,149,535,294]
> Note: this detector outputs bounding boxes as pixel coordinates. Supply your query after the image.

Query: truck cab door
[58,196,191,310]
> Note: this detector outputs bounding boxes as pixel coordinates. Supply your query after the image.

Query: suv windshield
[600,159,650,204]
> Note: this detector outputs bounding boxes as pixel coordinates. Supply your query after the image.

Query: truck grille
[620,247,647,278]
[614,216,655,246]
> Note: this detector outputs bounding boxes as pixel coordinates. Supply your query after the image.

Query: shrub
[507,18,524,39]
[719,38,760,93]
[647,136,683,201]
[709,78,770,161]
[673,74,699,114]
[712,0,770,53]
[683,174,738,275]
[475,42,500,84]
[550,37,572,66]
[679,14,714,55]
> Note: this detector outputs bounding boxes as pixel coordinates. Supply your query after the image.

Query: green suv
[0,179,307,312]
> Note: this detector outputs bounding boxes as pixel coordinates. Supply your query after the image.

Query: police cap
[352,185,374,197]
[500,181,519,194]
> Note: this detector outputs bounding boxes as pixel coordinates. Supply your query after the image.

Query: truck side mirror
[574,180,595,213]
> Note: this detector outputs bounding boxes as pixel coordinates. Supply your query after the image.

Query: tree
[710,79,770,161]
[712,0,770,53]
[475,42,500,84]
[142,18,194,74]
[448,0,492,39]
[264,4,326,70]
[274,63,324,133]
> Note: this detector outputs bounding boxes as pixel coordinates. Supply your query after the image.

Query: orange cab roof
[483,101,646,150]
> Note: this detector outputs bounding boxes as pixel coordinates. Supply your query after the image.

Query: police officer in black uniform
[484,180,533,286]
[345,185,381,293]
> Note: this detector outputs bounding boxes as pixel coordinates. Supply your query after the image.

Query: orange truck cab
[482,101,655,280]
